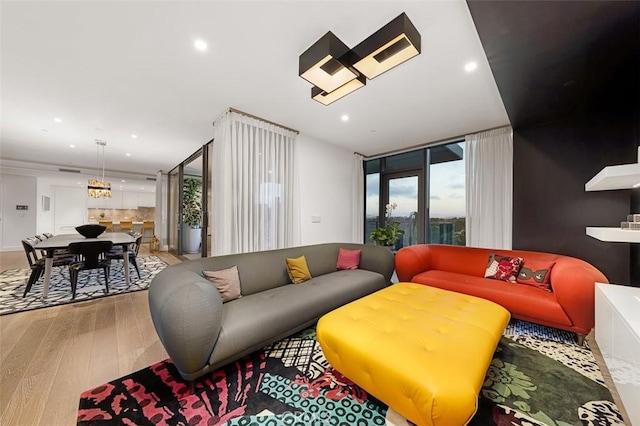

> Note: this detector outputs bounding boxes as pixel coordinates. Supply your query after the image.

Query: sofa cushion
[203,265,242,302]
[208,269,388,367]
[337,247,361,270]
[516,260,554,291]
[286,255,312,284]
[484,254,524,283]
[412,270,572,327]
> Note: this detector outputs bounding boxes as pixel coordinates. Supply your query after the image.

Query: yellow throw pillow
[285,255,312,284]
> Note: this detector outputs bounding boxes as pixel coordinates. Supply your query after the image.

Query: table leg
[43,256,53,300]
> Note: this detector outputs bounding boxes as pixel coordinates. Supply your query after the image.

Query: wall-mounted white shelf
[585,146,640,191]
[586,227,640,243]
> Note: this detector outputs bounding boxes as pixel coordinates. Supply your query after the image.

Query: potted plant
[182,177,202,253]
[370,203,405,248]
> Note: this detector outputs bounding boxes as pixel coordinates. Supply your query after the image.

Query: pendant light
[87,139,112,198]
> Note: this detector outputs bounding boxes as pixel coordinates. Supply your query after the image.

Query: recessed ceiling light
[125,153,131,157]
[341,114,349,122]
[121,180,126,183]
[464,62,478,72]
[41,129,48,132]
[77,182,82,185]
[69,144,75,148]
[131,134,137,139]
[141,187,145,190]
[54,118,62,123]
[194,39,208,51]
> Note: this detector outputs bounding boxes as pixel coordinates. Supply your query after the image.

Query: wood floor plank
[0,309,57,416]
[1,307,84,425]
[41,303,98,425]
[114,294,147,375]
[86,298,120,389]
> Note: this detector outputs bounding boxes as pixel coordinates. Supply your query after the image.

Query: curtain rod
[358,124,511,159]
[213,107,300,134]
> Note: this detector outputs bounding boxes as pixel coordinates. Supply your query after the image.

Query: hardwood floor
[0,249,180,425]
[0,248,632,425]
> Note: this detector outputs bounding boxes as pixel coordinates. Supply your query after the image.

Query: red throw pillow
[484,254,524,283]
[516,260,555,291]
[337,248,361,270]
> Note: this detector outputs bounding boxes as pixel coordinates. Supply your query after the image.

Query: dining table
[34,232,136,299]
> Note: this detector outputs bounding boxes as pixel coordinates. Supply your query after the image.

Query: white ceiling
[0,0,509,177]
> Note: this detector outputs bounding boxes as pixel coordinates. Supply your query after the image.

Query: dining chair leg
[23,266,42,297]
[71,270,78,299]
[103,267,109,293]
[131,257,141,279]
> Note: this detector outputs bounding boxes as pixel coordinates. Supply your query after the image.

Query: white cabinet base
[595,283,640,424]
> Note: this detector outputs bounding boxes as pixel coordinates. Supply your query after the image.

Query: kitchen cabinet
[137,192,155,207]
[122,191,138,209]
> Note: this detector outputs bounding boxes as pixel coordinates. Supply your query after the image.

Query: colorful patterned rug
[0,256,168,315]
[77,320,625,426]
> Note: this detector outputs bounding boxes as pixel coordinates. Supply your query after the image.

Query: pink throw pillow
[337,248,361,270]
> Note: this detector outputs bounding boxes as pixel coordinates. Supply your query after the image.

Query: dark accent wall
[468,0,640,286]
[513,117,637,285]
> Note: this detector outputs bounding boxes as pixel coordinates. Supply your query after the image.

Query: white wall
[1,174,37,251]
[296,133,354,245]
[36,177,55,234]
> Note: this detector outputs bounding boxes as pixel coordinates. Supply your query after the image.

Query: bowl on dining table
[75,224,107,238]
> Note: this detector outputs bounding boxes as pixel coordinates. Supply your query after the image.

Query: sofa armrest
[148,266,223,380]
[395,245,433,282]
[358,244,396,284]
[550,260,608,334]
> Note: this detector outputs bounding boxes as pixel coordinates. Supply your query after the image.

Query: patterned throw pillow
[336,248,361,270]
[285,255,312,284]
[484,254,524,283]
[203,265,242,302]
[516,260,555,291]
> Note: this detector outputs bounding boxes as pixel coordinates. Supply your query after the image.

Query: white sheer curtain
[465,126,513,249]
[351,153,364,243]
[212,110,297,255]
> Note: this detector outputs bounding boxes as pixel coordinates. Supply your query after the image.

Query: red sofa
[395,244,608,344]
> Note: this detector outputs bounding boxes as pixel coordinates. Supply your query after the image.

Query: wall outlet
[311,215,321,223]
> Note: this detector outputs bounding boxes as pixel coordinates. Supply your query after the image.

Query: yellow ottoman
[316,282,510,426]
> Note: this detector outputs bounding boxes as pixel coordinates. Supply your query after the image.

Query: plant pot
[183,227,201,254]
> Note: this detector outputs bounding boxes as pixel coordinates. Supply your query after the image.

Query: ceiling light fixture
[194,39,207,51]
[131,134,138,139]
[54,118,62,123]
[341,114,350,122]
[351,13,421,80]
[464,62,478,72]
[69,144,75,148]
[299,31,360,94]
[312,75,366,106]
[88,139,111,199]
[125,153,131,157]
[299,12,420,105]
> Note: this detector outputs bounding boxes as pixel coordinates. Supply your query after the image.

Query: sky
[366,149,465,219]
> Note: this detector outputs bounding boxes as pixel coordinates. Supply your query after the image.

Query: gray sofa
[148,243,394,381]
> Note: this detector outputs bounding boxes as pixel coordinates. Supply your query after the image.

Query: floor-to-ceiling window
[364,140,465,247]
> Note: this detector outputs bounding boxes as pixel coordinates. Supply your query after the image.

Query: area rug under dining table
[0,255,168,315]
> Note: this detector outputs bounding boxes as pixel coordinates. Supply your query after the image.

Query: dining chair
[141,220,155,244]
[119,220,133,232]
[106,233,142,279]
[98,220,113,232]
[68,241,113,299]
[22,239,76,297]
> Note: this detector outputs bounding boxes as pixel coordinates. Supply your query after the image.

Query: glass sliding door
[166,145,210,258]
[168,167,181,256]
[382,171,424,249]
